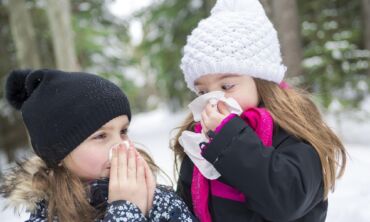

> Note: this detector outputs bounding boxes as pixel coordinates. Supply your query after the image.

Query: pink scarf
[191,108,274,222]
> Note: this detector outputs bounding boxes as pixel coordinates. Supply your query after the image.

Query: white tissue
[108,141,130,161]
[179,131,221,179]
[188,91,243,122]
[179,91,243,179]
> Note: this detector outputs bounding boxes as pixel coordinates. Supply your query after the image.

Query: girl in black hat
[0,69,197,222]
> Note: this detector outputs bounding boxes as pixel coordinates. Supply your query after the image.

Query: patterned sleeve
[25,201,47,222]
[25,214,47,222]
[148,185,198,222]
[102,200,148,222]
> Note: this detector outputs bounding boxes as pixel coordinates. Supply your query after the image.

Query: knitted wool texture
[180,0,287,92]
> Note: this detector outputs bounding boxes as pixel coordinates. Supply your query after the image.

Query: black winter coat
[177,116,327,222]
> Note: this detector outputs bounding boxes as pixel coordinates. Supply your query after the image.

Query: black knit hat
[5,69,131,167]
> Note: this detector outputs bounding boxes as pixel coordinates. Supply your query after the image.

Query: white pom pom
[211,0,265,15]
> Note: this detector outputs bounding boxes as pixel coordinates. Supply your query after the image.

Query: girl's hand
[201,101,230,133]
[132,140,156,215]
[108,143,148,215]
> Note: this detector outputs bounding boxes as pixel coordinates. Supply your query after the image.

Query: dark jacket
[0,156,197,222]
[177,116,327,222]
[27,183,196,222]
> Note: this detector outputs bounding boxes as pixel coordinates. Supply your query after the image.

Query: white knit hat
[180,0,287,92]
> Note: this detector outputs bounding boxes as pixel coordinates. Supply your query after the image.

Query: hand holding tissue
[178,91,243,179]
[108,141,130,162]
[188,91,243,122]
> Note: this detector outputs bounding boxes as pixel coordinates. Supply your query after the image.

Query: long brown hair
[32,148,158,221]
[33,162,97,222]
[171,78,347,199]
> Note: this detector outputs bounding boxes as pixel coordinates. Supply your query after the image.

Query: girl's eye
[222,83,235,91]
[93,133,106,140]
[198,90,207,95]
[121,129,128,135]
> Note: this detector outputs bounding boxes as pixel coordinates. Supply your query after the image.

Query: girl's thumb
[217,101,230,115]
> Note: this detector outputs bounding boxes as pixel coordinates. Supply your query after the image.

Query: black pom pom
[25,69,45,96]
[5,69,33,110]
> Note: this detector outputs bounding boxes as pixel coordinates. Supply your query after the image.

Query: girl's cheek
[90,153,106,167]
[226,93,242,106]
[234,96,251,110]
[76,150,106,171]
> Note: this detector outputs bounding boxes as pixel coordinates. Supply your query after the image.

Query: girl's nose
[112,132,129,142]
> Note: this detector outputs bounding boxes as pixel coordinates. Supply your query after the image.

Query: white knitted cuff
[181,59,287,92]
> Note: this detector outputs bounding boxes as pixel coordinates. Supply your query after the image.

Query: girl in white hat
[173,0,347,221]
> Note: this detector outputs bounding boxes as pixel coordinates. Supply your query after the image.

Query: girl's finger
[217,101,230,115]
[201,111,209,131]
[127,147,136,180]
[136,153,145,184]
[128,140,135,149]
[200,118,207,131]
[128,141,140,158]
[201,110,209,122]
[144,161,155,190]
[205,103,214,116]
[209,98,218,108]
[118,144,128,181]
[144,160,155,211]
[109,147,118,184]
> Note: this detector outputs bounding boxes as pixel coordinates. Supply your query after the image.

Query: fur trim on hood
[0,155,48,213]
[0,149,160,215]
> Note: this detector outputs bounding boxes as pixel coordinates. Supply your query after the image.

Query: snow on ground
[1,108,370,221]
[326,145,370,221]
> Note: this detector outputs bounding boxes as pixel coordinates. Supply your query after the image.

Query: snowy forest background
[0,0,370,221]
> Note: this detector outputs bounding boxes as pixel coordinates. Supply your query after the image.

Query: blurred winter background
[0,0,369,221]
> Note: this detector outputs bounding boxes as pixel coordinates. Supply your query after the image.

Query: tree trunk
[204,0,216,13]
[7,0,41,68]
[46,0,80,71]
[362,0,370,76]
[260,0,272,19]
[4,0,36,165]
[271,0,304,79]
[0,115,29,163]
